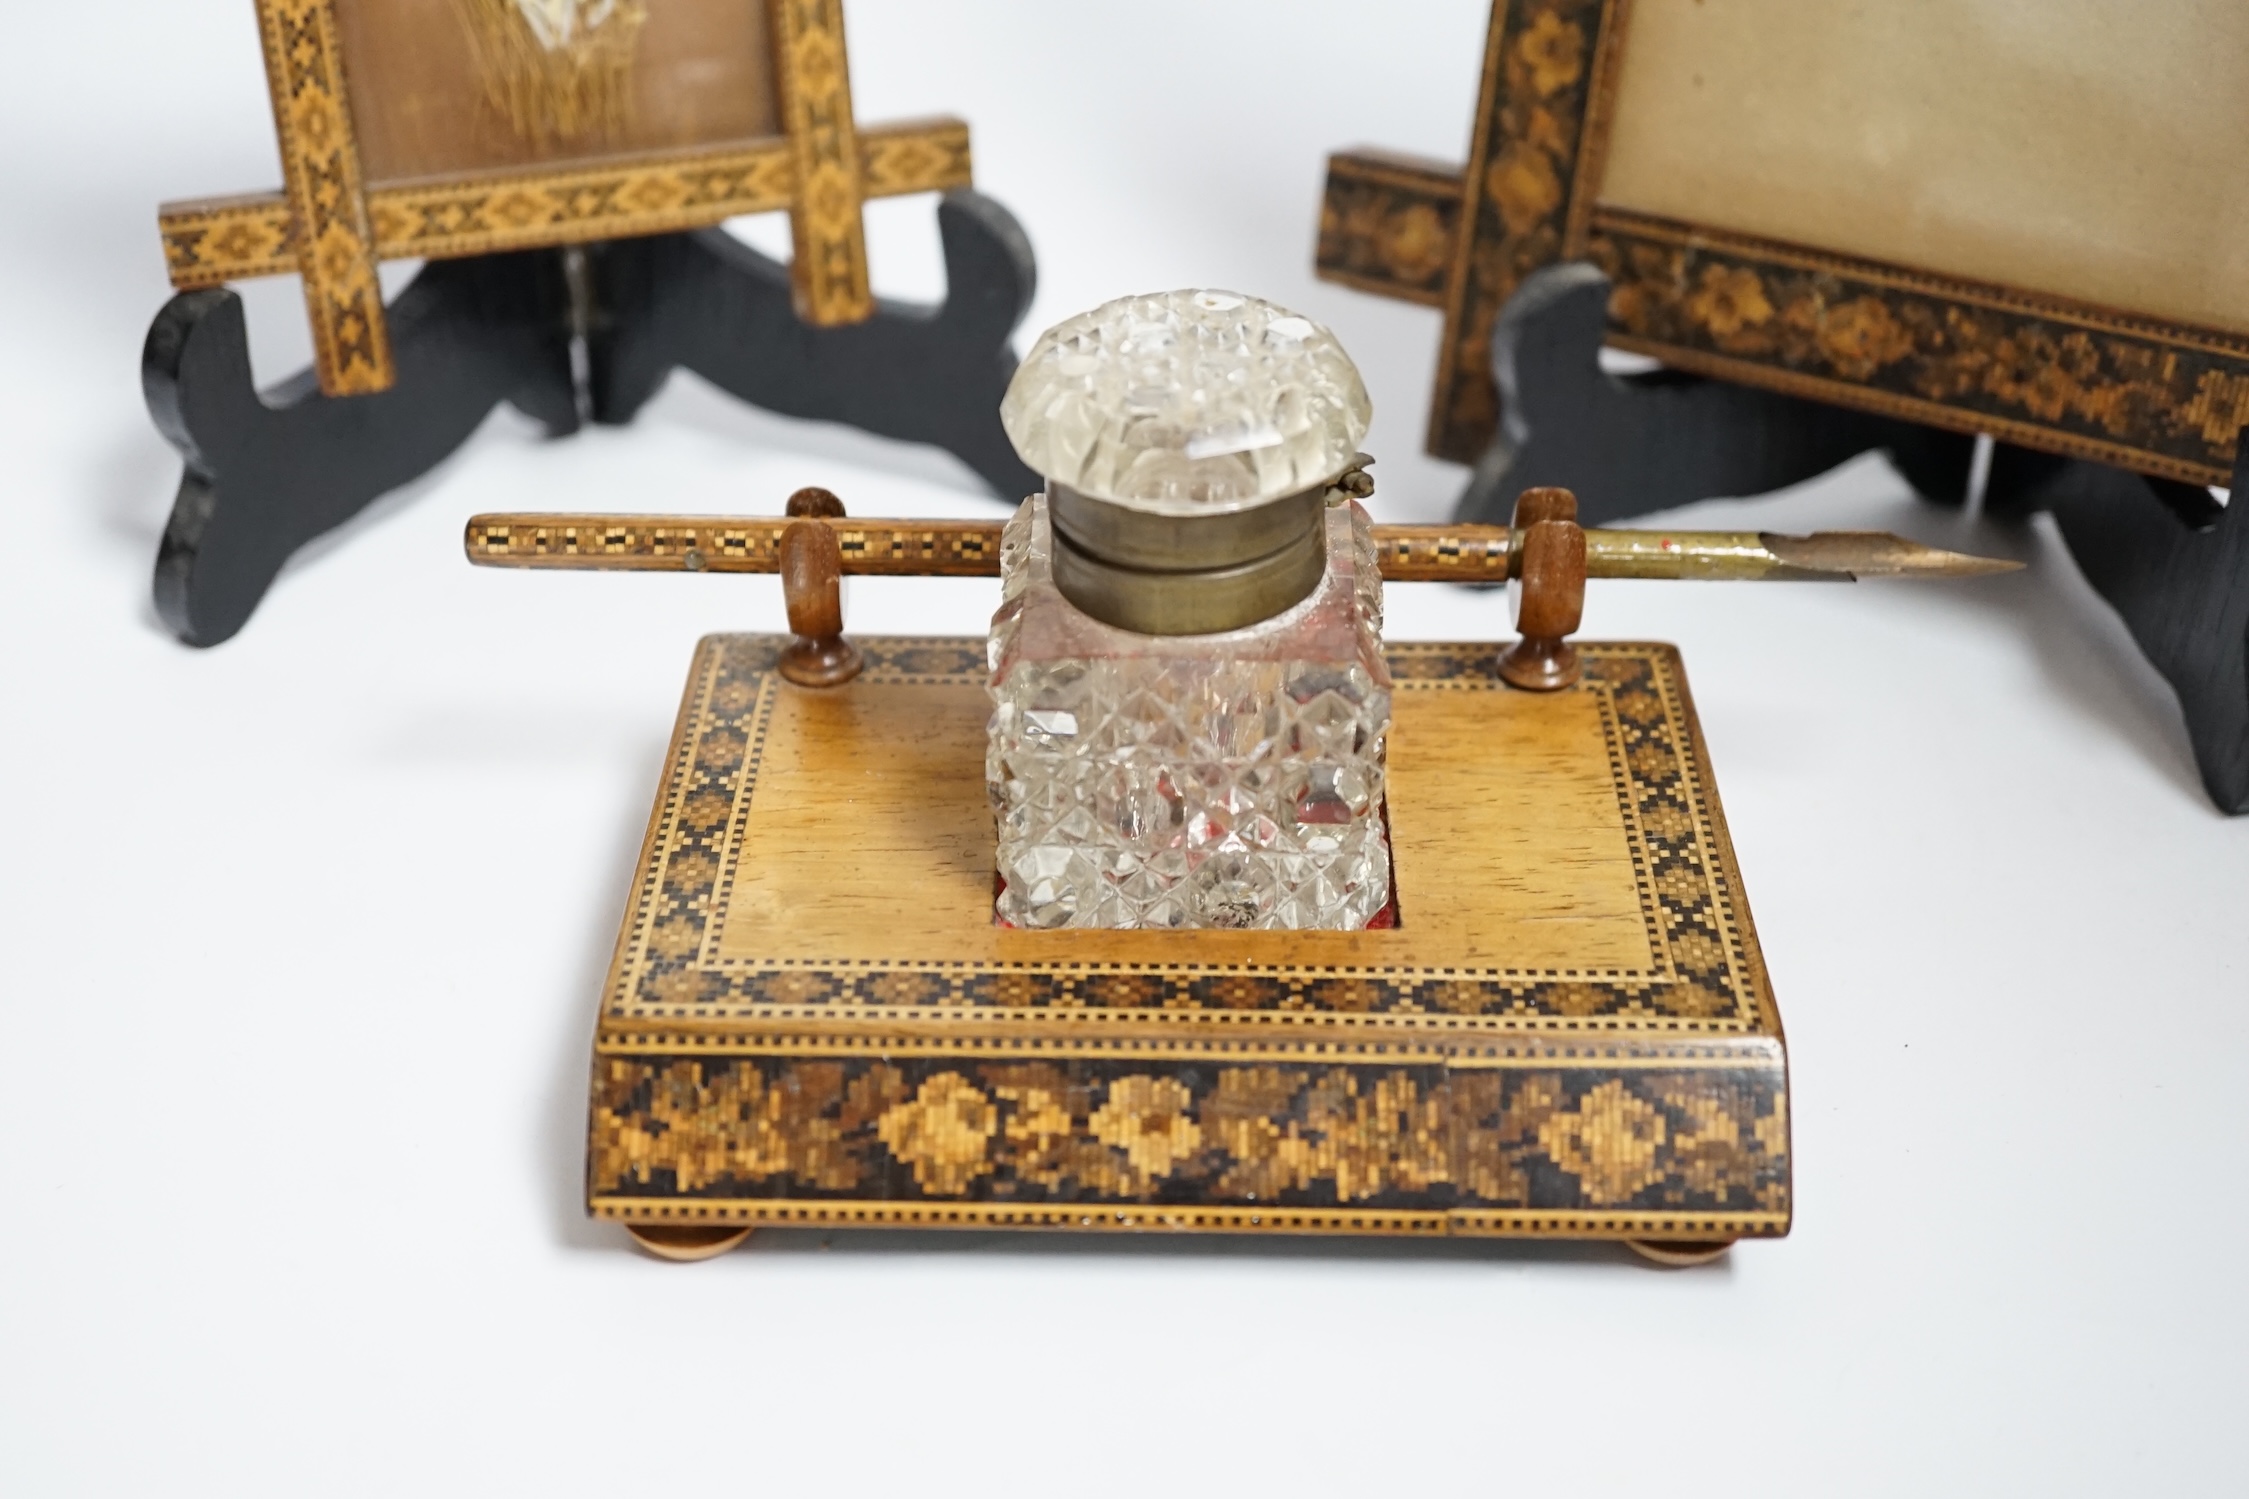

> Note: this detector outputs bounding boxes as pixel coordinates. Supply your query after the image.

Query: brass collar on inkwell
[998,287,1378,638]
[1044,457,1375,636]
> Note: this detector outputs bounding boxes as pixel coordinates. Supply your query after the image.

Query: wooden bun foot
[1624,1237,1734,1267]
[625,1223,755,1262]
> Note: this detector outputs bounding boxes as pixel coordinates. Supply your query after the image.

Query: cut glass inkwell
[987,289,1392,930]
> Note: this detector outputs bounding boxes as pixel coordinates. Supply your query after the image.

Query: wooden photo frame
[159,0,973,397]
[1319,0,2249,488]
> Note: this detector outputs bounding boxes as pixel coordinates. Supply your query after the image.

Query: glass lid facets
[1000,289,1372,515]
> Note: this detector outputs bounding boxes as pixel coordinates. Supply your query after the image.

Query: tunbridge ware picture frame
[1319,0,2249,488]
[158,0,973,396]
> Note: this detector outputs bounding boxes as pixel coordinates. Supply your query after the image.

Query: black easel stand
[1463,262,2249,814]
[142,189,1040,648]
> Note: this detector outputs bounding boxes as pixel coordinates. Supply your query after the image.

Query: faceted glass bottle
[986,495,1391,930]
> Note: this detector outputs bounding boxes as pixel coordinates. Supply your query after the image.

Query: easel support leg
[142,192,1042,647]
[143,252,580,647]
[588,190,1040,502]
[1456,262,1975,530]
[1986,442,2249,813]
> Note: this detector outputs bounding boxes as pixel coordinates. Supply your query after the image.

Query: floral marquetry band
[589,1057,1788,1234]
[1591,211,2249,487]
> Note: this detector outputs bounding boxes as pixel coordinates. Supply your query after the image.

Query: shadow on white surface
[1961,519,2208,807]
[1630,457,2209,808]
[88,429,180,559]
[722,1226,1721,1272]
[1869,509,2209,809]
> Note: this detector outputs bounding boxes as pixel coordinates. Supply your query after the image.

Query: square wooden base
[587,636,1789,1243]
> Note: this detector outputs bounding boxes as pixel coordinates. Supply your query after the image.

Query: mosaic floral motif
[591,1057,898,1194]
[1486,143,1566,242]
[1594,222,2249,483]
[876,1074,998,1194]
[618,638,1757,1026]
[1682,265,1774,347]
[590,1058,1789,1216]
[1088,1077,1203,1186]
[1536,1080,1665,1204]
[1514,9,1587,97]
[1316,167,1459,305]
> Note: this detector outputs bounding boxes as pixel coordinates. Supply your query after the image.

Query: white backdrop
[2,3,2244,1493]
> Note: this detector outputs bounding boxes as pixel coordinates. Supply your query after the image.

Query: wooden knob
[777,502,861,688]
[785,486,847,519]
[1498,487,1586,691]
[1511,485,1577,530]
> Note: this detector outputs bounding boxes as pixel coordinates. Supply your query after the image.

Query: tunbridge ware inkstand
[470,290,2015,1264]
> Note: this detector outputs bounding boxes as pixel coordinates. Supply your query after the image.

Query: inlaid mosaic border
[770,0,873,324]
[160,120,971,291]
[603,635,1776,1038]
[254,0,391,395]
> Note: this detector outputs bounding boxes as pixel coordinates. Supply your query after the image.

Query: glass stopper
[1000,289,1372,515]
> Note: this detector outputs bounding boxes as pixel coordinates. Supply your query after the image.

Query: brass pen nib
[1756,531,2025,580]
[1573,528,2022,582]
